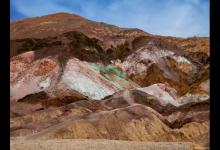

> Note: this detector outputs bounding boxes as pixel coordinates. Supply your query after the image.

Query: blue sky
[10,0,209,37]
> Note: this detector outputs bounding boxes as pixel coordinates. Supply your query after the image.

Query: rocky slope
[10,13,209,149]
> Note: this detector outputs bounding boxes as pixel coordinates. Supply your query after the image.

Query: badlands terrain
[10,13,209,150]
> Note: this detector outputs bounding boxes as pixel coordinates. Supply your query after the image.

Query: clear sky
[10,0,209,38]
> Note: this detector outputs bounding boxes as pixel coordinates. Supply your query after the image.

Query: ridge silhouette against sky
[10,0,209,37]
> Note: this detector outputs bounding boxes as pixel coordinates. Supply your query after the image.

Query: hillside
[10,13,210,150]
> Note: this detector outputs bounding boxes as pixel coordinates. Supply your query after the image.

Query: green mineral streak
[90,63,101,70]
[90,63,127,80]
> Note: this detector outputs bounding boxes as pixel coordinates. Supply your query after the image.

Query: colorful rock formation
[10,13,209,149]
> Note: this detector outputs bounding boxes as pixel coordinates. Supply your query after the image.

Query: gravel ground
[10,137,205,150]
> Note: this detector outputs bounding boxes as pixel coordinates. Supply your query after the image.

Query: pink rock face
[137,83,180,106]
[10,51,136,101]
[136,83,209,107]
[53,58,120,100]
[120,47,176,79]
[10,55,59,101]
[111,43,209,96]
[10,51,35,83]
[103,83,209,110]
[118,46,196,82]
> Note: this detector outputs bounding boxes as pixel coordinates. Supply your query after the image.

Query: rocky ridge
[10,13,210,149]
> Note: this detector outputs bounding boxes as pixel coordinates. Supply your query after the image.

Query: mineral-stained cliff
[10,13,209,149]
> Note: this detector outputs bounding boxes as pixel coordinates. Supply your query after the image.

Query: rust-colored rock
[10,13,209,149]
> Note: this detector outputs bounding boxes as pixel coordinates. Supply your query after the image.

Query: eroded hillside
[10,13,210,150]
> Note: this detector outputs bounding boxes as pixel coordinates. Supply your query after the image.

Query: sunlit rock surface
[10,13,209,149]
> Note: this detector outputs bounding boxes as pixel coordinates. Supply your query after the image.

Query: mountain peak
[10,12,148,49]
[42,12,85,19]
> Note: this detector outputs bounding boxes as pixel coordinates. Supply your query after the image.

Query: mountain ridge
[10,12,210,149]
